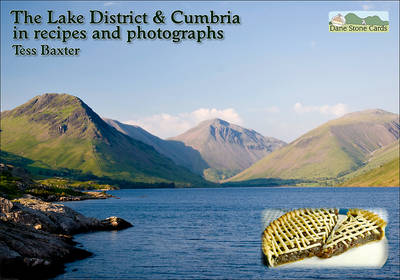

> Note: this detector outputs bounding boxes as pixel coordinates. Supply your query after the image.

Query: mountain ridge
[1,93,208,187]
[103,118,209,175]
[229,109,399,183]
[170,118,286,181]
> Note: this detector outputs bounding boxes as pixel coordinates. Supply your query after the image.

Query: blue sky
[1,1,399,142]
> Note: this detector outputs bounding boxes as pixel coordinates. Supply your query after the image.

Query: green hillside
[345,13,389,26]
[340,141,399,186]
[341,158,399,187]
[229,109,399,184]
[0,93,208,187]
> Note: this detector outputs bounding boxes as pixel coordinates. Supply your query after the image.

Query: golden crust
[348,209,387,228]
[262,208,338,267]
[323,209,387,249]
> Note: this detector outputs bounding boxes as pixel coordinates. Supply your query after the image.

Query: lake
[55,187,400,279]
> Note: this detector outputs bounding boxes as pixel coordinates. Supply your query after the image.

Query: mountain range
[345,13,389,26]
[229,109,399,186]
[104,118,285,182]
[1,93,398,187]
[0,94,207,187]
[103,118,209,175]
[170,118,286,181]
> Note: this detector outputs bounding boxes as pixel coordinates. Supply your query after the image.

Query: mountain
[0,93,207,187]
[340,140,399,187]
[103,119,208,174]
[169,118,286,181]
[229,109,399,183]
[345,13,389,26]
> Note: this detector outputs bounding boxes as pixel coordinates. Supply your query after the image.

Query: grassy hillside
[229,109,399,183]
[1,94,208,187]
[345,13,389,26]
[341,159,399,187]
[340,141,399,186]
[0,163,86,199]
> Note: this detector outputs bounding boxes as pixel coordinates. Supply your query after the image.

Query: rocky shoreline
[0,195,132,279]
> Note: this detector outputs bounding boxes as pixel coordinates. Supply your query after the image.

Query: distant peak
[23,93,82,110]
[6,93,106,138]
[34,93,80,102]
[200,118,230,127]
[364,109,393,115]
[211,118,230,126]
[341,108,396,118]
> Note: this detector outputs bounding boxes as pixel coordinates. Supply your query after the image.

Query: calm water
[55,187,400,279]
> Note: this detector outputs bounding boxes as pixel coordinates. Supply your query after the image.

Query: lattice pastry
[318,209,387,258]
[262,208,338,267]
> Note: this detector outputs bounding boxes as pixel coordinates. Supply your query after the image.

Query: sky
[1,1,399,142]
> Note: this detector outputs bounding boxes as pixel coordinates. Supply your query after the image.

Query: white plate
[280,236,388,268]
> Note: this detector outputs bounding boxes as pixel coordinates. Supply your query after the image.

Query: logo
[329,11,389,32]
[331,13,345,27]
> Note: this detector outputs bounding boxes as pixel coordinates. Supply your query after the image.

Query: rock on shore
[0,220,92,279]
[0,196,132,279]
[46,190,113,202]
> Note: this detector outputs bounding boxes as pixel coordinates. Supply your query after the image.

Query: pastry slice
[318,209,386,258]
[262,208,338,267]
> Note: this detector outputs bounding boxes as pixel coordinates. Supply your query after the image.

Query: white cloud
[310,41,317,48]
[294,102,349,117]
[125,108,243,138]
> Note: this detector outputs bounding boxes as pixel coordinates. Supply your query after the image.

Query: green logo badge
[329,11,389,32]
